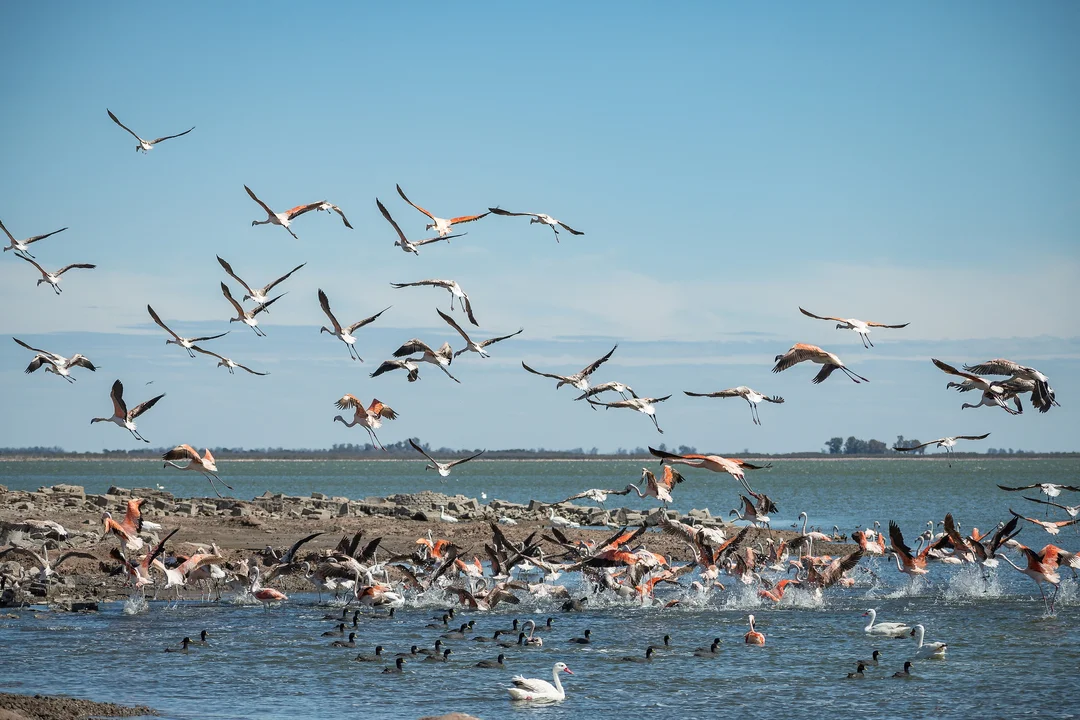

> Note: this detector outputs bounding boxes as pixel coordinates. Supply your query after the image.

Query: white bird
[684,386,784,426]
[893,433,991,456]
[522,345,617,392]
[318,289,390,361]
[1022,496,1080,518]
[162,445,232,497]
[12,338,97,382]
[772,343,869,384]
[1008,509,1080,536]
[90,379,165,443]
[963,359,1059,413]
[107,109,194,152]
[548,508,580,529]
[190,345,269,376]
[377,198,462,254]
[588,395,671,433]
[333,395,398,449]
[245,185,352,239]
[498,516,518,526]
[392,339,460,383]
[997,483,1080,499]
[390,279,478,326]
[798,307,909,348]
[396,184,490,237]
[216,256,305,305]
[439,506,459,524]
[146,304,229,358]
[862,609,911,637]
[574,382,636,408]
[931,359,1019,415]
[909,624,947,659]
[220,281,284,336]
[370,358,421,383]
[409,439,485,478]
[556,486,635,510]
[436,308,523,359]
[15,253,95,294]
[488,208,584,243]
[0,218,67,259]
[507,662,573,703]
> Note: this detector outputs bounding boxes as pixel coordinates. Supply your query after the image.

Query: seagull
[318,289,390,361]
[392,339,460,382]
[190,345,269,375]
[892,434,991,456]
[390,279,478,326]
[436,308,523,359]
[12,337,96,382]
[377,198,462,254]
[409,439,485,478]
[522,345,617,392]
[370,358,420,382]
[162,445,232,497]
[244,185,352,239]
[488,208,584,243]
[333,396,398,449]
[798,307,909,348]
[147,304,229,358]
[587,395,671,433]
[90,379,165,443]
[772,343,869,384]
[962,359,1059,413]
[396,184,490,237]
[0,219,67,259]
[106,109,194,152]
[216,256,305,306]
[648,446,770,495]
[931,359,1018,414]
[684,387,784,426]
[15,253,94,294]
[220,282,284,336]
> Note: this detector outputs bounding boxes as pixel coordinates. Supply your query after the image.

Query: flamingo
[1008,509,1080,536]
[153,551,225,600]
[12,338,96,382]
[758,578,798,603]
[0,219,66,258]
[392,339,460,383]
[190,345,268,375]
[488,207,584,242]
[962,359,1058,413]
[794,512,832,554]
[376,198,462,254]
[15,253,95,294]
[731,495,769,527]
[162,445,232,497]
[744,614,765,645]
[557,485,636,510]
[216,256,305,305]
[574,381,636,407]
[107,109,193,152]
[101,498,159,552]
[317,289,389,361]
[507,662,573,703]
[249,566,288,610]
[110,528,178,589]
[893,433,991,457]
[648,446,770,496]
[146,305,229,357]
[396,184,489,237]
[684,386,784,425]
[888,521,930,577]
[931,359,1019,414]
[998,543,1070,613]
[909,625,947,659]
[587,395,671,433]
[333,396,398,449]
[862,609,911,637]
[436,308,523,359]
[798,307,909,348]
[220,282,284,336]
[90,380,165,443]
[998,483,1080,499]
[1022,496,1080,519]
[409,439,485,477]
[245,185,352,239]
[631,466,685,506]
[370,358,420,382]
[772,343,869,383]
[390,279,478,326]
[522,345,617,392]
[851,530,885,555]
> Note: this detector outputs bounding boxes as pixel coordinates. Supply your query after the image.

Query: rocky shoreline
[0,693,157,720]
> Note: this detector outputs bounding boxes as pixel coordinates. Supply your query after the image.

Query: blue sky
[1,2,1077,453]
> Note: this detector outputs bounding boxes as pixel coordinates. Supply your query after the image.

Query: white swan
[549,508,580,528]
[507,662,573,703]
[439,506,459,524]
[910,624,947,659]
[863,609,912,637]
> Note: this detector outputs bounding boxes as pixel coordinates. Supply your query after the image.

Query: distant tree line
[824,435,924,455]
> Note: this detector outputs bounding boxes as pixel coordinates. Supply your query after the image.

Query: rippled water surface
[1,459,1077,719]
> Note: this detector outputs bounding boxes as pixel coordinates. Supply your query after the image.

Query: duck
[331,632,358,648]
[846,663,866,679]
[424,649,453,663]
[354,646,384,662]
[394,646,421,659]
[744,614,765,646]
[910,625,947,659]
[382,657,407,674]
[426,613,451,629]
[863,609,911,637]
[621,646,656,663]
[323,608,350,621]
[496,618,520,635]
[474,630,505,643]
[860,650,882,667]
[441,622,472,640]
[532,617,556,633]
[188,629,211,646]
[418,640,444,657]
[164,637,191,653]
[507,662,573,703]
[568,629,591,644]
[893,661,914,678]
[694,639,721,657]
[322,623,346,637]
[476,653,506,669]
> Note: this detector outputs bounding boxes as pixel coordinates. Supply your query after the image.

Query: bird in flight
[245,185,352,239]
[220,282,284,336]
[90,380,165,443]
[522,345,617,392]
[931,359,1018,415]
[649,446,770,496]
[217,256,305,306]
[15,254,95,294]
[1,219,67,259]
[684,387,784,426]
[588,395,672,433]
[377,198,462,254]
[962,359,1059,414]
[162,445,231,497]
[409,439,485,478]
[147,304,229,358]
[396,184,489,237]
[772,344,868,384]
[488,208,584,243]
[191,345,269,376]
[318,289,390,361]
[107,109,194,152]
[369,358,421,383]
[392,339,460,383]
[436,308,523,359]
[892,433,990,456]
[12,337,97,382]
[333,396,398,450]
[798,307,909,348]
[390,279,478,326]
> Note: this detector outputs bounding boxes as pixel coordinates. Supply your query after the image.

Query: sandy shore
[0,693,156,720]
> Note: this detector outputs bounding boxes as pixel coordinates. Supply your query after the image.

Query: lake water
[1,458,1077,719]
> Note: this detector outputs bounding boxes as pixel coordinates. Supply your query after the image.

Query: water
[1,458,1077,719]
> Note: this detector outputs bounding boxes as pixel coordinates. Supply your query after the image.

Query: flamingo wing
[163,444,200,463]
[216,256,254,295]
[409,438,442,466]
[963,359,1024,376]
[437,308,472,345]
[146,305,183,341]
[394,339,435,358]
[244,185,276,217]
[866,321,909,329]
[799,307,846,323]
[252,293,286,316]
[110,379,128,418]
[317,289,343,333]
[954,433,991,442]
[107,109,143,141]
[23,227,68,245]
[15,253,49,276]
[932,358,984,383]
[377,198,409,242]
[55,263,96,275]
[557,220,584,235]
[521,363,569,382]
[264,263,306,293]
[346,306,391,335]
[462,295,479,326]
[282,202,324,221]
[449,211,490,225]
[149,126,195,144]
[579,344,618,377]
[448,450,486,468]
[129,393,165,419]
[395,184,436,221]
[220,282,246,315]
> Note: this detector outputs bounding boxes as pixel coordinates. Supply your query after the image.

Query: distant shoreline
[0,453,1075,462]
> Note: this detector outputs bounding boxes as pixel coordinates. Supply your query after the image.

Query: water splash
[943,565,1004,601]
[122,594,148,615]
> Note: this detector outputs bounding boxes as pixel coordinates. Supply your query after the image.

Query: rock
[106,486,131,497]
[50,484,85,500]
[231,505,252,517]
[50,598,99,612]
[412,510,432,522]
[311,492,328,500]
[337,502,350,517]
[687,508,711,520]
[176,503,196,516]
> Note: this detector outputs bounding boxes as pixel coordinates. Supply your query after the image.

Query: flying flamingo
[162,445,232,496]
[153,551,225,600]
[12,338,96,382]
[0,218,66,258]
[436,308,523,359]
[147,304,229,357]
[888,521,930,577]
[101,498,160,552]
[220,282,284,336]
[963,359,1058,413]
[893,433,991,457]
[15,253,95,294]
[630,466,685,506]
[522,345,617,392]
[333,395,398,449]
[369,358,420,382]
[318,289,390,361]
[648,446,770,495]
[217,256,306,305]
[107,109,193,152]
[931,359,1018,414]
[90,380,165,443]
[408,439,485,478]
[488,207,584,242]
[772,343,869,383]
[390,279,478,326]
[396,184,489,237]
[587,395,671,433]
[392,339,460,383]
[1008,509,1080,536]
[798,307,909,348]
[244,185,352,239]
[1022,496,1080,519]
[190,345,269,376]
[574,382,636,407]
[377,198,462,254]
[684,387,784,426]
